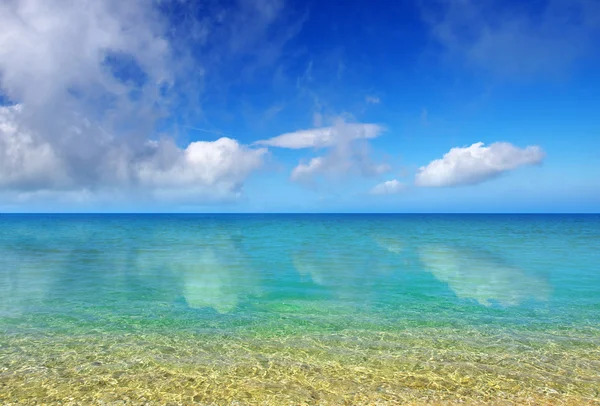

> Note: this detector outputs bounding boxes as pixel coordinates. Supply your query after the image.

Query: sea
[1,214,599,404]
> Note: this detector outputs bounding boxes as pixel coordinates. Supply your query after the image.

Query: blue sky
[0,0,599,212]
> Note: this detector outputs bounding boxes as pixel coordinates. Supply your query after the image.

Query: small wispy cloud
[369,179,405,195]
[292,151,390,184]
[181,126,232,138]
[255,122,384,149]
[420,108,429,126]
[262,103,285,122]
[366,96,381,104]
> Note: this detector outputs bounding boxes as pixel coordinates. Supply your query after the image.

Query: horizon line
[0,212,598,215]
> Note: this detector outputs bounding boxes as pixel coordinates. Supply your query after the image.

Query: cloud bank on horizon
[0,0,598,211]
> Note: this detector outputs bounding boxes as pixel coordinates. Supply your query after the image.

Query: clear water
[1,214,599,404]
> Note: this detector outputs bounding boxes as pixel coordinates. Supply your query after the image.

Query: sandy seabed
[2,327,599,405]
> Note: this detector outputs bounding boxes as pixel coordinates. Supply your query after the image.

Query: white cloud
[369,179,405,195]
[255,122,383,149]
[254,118,389,185]
[0,0,267,204]
[284,120,390,184]
[415,142,545,187]
[136,138,266,201]
[0,105,266,200]
[0,105,69,190]
[0,0,171,106]
[290,157,325,181]
[291,151,389,183]
[365,96,380,104]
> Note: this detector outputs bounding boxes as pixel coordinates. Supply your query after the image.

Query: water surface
[1,214,599,404]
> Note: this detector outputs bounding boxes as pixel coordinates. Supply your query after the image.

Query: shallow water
[1,214,599,404]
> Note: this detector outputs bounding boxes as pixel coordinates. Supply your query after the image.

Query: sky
[0,0,599,213]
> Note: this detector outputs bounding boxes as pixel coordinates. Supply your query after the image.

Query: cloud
[291,149,389,183]
[0,105,69,190]
[420,108,429,126]
[256,119,389,185]
[365,96,380,104]
[255,122,384,149]
[423,0,600,78]
[415,142,545,187]
[135,138,267,201]
[0,0,269,204]
[262,103,285,122]
[0,104,266,200]
[280,120,389,184]
[369,179,405,195]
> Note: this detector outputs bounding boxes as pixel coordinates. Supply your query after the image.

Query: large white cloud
[415,142,545,187]
[0,105,69,190]
[0,105,266,200]
[0,0,270,204]
[255,122,383,149]
[0,0,171,105]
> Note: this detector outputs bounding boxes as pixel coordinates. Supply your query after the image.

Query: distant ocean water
[1,214,599,404]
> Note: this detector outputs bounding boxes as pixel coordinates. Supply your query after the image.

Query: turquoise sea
[1,214,599,404]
